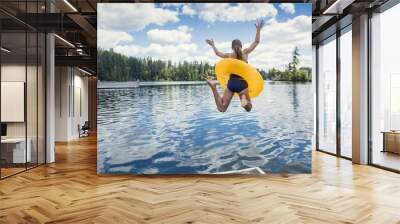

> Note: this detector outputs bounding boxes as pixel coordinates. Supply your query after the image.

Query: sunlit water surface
[97,82,313,174]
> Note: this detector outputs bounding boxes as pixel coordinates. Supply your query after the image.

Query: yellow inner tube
[215,58,264,98]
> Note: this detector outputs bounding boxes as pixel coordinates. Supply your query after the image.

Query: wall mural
[97,3,313,174]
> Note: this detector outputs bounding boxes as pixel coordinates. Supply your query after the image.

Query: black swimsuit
[227,74,248,93]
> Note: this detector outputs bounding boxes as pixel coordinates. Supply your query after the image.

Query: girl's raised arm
[244,19,265,55]
[206,39,229,58]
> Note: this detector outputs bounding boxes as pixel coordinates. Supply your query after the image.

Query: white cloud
[98,3,311,71]
[113,44,142,57]
[147,26,192,44]
[97,3,179,32]
[279,3,295,14]
[181,4,196,16]
[97,29,134,50]
[196,3,277,22]
[114,43,198,63]
[160,3,185,8]
[109,15,312,70]
[146,43,198,60]
[250,15,312,69]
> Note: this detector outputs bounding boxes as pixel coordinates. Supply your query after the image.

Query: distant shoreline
[97,80,311,89]
[98,81,205,89]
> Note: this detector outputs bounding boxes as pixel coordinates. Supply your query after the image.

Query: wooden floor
[1,167,26,178]
[1,135,400,224]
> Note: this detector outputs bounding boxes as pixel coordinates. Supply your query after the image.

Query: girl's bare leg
[206,80,234,112]
[238,88,252,112]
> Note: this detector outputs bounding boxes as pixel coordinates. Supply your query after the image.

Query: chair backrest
[82,121,90,129]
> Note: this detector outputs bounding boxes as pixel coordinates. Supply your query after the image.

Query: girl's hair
[231,39,243,60]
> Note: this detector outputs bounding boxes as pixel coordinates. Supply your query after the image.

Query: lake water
[97,82,313,174]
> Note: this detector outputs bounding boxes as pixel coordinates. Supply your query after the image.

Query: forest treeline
[98,48,311,82]
[267,47,312,82]
[98,49,215,81]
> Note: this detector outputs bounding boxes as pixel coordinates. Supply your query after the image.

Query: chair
[78,121,90,138]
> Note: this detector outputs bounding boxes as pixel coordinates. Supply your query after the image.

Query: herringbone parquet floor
[1,135,400,224]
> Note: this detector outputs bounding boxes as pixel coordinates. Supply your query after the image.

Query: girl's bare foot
[205,79,217,89]
[240,97,248,108]
[240,95,252,111]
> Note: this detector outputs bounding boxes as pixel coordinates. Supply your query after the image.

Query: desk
[1,138,31,163]
[382,131,400,154]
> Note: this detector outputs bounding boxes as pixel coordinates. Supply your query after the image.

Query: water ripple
[98,83,313,174]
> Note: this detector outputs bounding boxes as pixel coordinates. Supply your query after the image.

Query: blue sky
[98,3,312,70]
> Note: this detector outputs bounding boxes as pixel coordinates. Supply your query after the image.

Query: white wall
[1,65,26,82]
[1,82,25,122]
[73,73,89,137]
[55,66,69,141]
[1,65,26,139]
[55,67,89,141]
[1,63,46,164]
